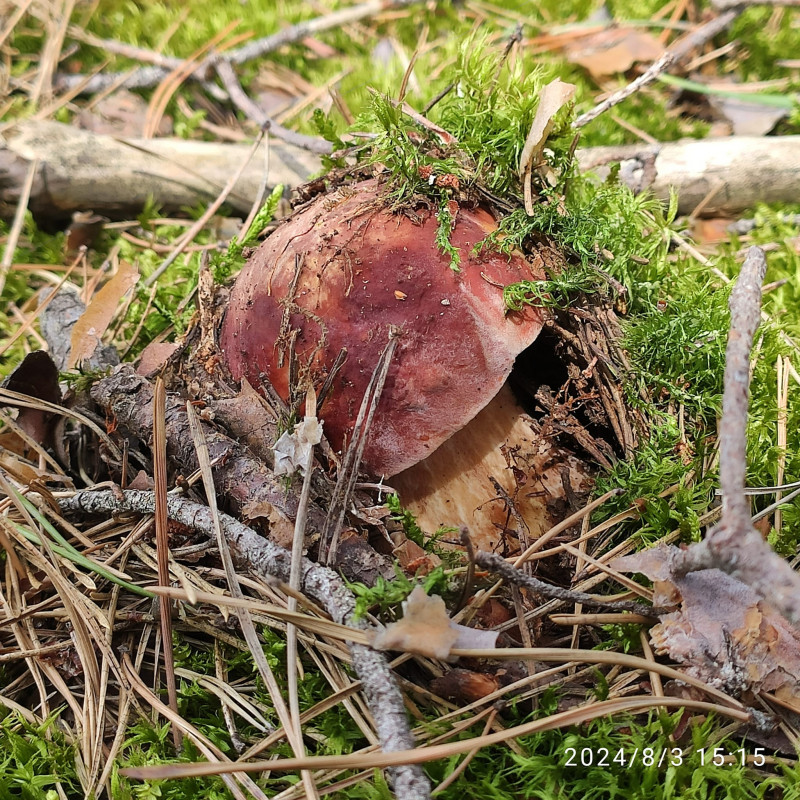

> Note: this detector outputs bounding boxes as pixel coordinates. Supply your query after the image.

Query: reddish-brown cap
[220,178,544,476]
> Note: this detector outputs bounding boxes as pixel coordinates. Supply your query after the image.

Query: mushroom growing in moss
[220,178,590,552]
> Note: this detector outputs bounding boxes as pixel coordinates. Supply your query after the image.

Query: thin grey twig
[57,0,426,97]
[475,551,664,617]
[59,489,431,800]
[573,8,742,129]
[214,59,331,154]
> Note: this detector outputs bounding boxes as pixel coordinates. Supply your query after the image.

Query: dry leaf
[273,415,323,476]
[1,351,61,445]
[136,342,179,376]
[371,586,498,659]
[65,211,106,255]
[371,586,459,659]
[614,545,800,705]
[709,95,787,136]
[519,79,576,214]
[69,262,139,368]
[430,668,499,702]
[564,28,663,79]
[690,217,733,244]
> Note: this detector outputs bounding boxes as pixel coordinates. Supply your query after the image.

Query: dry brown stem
[58,488,431,800]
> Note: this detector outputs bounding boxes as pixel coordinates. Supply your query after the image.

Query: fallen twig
[214,59,331,154]
[573,8,743,129]
[657,247,800,624]
[58,488,431,800]
[55,0,426,97]
[474,551,664,617]
[11,121,800,221]
[0,120,317,220]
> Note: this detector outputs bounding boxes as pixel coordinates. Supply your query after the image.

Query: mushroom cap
[220,178,545,477]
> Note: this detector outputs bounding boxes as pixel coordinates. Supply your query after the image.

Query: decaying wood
[7,120,800,221]
[0,120,319,220]
[58,488,431,800]
[577,136,800,216]
[90,366,394,585]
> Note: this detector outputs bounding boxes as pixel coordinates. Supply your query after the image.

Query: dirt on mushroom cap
[220,177,546,477]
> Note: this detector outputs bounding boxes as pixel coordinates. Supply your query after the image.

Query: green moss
[0,709,80,800]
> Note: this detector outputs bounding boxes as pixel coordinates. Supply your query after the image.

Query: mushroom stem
[391,384,592,553]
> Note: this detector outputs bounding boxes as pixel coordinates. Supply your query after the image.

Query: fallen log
[0,120,320,221]
[4,120,800,221]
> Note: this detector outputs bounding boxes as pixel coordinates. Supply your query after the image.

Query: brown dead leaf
[392,537,441,575]
[371,586,459,659]
[430,668,499,702]
[241,500,296,549]
[690,217,732,244]
[614,545,800,702]
[65,211,107,255]
[1,351,61,444]
[0,442,41,483]
[137,342,180,377]
[127,470,154,490]
[69,262,139,368]
[564,28,663,79]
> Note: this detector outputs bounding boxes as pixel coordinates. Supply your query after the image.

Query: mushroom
[220,178,589,553]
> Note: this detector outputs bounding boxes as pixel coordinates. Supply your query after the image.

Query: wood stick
[59,488,431,800]
[668,247,800,625]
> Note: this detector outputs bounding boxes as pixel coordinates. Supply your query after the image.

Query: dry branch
[90,366,394,584]
[54,0,426,97]
[577,136,800,216]
[474,551,663,617]
[58,488,431,800]
[6,121,800,220]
